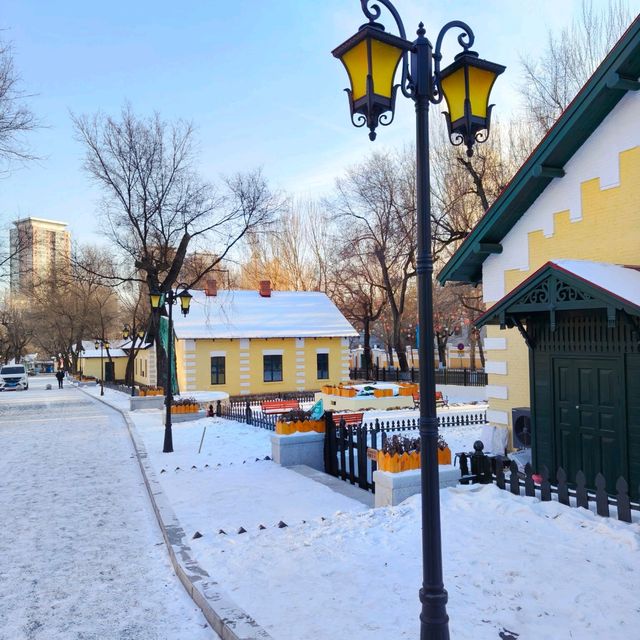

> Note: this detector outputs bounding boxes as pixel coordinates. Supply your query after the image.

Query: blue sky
[2,0,637,246]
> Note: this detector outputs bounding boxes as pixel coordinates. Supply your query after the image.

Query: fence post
[245,401,252,425]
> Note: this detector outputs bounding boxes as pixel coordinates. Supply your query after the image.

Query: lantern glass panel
[340,39,369,101]
[149,292,162,309]
[440,66,466,123]
[178,291,192,314]
[466,66,497,119]
[369,38,404,99]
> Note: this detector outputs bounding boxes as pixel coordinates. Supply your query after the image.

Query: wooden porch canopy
[475,260,640,340]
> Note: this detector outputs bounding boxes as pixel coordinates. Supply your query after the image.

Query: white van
[0,364,29,391]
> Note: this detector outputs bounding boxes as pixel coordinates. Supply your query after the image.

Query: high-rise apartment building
[10,217,71,292]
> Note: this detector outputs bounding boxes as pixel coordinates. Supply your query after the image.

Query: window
[263,354,283,382]
[211,356,226,385]
[317,353,329,379]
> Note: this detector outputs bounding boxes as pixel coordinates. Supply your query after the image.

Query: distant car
[0,364,29,391]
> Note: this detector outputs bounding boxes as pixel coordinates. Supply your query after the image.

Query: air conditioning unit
[512,407,532,449]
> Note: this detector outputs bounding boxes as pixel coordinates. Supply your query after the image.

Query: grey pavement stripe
[0,414,107,423]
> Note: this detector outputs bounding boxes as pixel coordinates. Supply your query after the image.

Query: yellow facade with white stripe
[171,286,357,397]
[174,336,350,396]
[483,125,640,439]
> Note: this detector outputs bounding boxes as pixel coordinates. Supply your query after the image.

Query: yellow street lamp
[333,3,504,638]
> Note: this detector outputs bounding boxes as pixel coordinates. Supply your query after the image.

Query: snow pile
[123,409,640,640]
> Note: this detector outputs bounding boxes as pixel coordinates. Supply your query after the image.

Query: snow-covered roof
[80,349,128,359]
[552,260,640,307]
[173,289,358,340]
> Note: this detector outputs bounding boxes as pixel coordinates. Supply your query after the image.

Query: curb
[78,386,273,640]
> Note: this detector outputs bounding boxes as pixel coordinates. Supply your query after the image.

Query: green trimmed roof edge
[438,15,640,286]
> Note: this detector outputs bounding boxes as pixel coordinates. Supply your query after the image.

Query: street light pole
[95,339,109,397]
[163,291,175,453]
[332,5,504,637]
[149,284,192,454]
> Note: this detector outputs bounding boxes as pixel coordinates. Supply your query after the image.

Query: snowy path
[0,376,217,640]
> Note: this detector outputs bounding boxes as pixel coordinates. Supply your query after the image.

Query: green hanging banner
[158,316,179,395]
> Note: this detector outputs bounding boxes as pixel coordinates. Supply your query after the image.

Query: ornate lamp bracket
[431,20,475,104]
[360,0,414,101]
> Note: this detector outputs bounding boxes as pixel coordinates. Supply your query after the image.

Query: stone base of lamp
[271,432,325,471]
[373,465,459,508]
[130,395,166,411]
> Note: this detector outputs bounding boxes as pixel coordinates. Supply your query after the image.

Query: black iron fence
[458,448,639,523]
[103,381,136,395]
[218,401,278,431]
[349,367,488,386]
[324,411,487,494]
[227,392,317,405]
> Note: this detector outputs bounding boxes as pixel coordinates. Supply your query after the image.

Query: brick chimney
[205,279,217,296]
[259,280,271,297]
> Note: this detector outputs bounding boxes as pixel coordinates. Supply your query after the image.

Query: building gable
[438,16,640,287]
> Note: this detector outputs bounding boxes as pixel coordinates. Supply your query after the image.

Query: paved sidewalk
[0,377,218,640]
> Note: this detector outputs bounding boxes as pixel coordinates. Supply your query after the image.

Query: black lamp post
[94,339,110,397]
[333,3,504,638]
[122,325,146,396]
[149,284,192,453]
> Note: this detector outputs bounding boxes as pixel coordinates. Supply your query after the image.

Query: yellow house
[172,281,358,396]
[439,18,640,495]
[133,344,157,387]
[78,348,128,382]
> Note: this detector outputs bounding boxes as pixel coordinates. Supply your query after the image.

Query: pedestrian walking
[55,369,65,389]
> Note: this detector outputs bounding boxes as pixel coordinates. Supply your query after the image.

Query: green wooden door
[553,357,626,491]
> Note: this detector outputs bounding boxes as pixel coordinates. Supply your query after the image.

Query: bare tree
[332,149,416,371]
[239,198,331,292]
[0,298,33,363]
[27,245,121,371]
[329,245,386,375]
[73,105,281,382]
[519,0,633,137]
[0,36,37,175]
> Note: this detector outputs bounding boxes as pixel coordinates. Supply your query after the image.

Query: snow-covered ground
[82,383,640,639]
[0,376,217,640]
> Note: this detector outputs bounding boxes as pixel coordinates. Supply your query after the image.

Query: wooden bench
[413,392,448,409]
[261,399,300,415]
[333,412,364,427]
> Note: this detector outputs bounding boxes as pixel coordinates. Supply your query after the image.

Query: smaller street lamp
[149,284,192,453]
[94,338,110,396]
[123,324,136,397]
[122,324,147,396]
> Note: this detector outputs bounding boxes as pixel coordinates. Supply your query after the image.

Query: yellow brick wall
[175,336,347,396]
[486,146,640,442]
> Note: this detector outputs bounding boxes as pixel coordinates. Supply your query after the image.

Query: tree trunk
[155,339,167,391]
[436,332,448,368]
[478,334,486,368]
[469,335,477,372]
[126,351,134,386]
[363,319,372,377]
[394,338,409,372]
